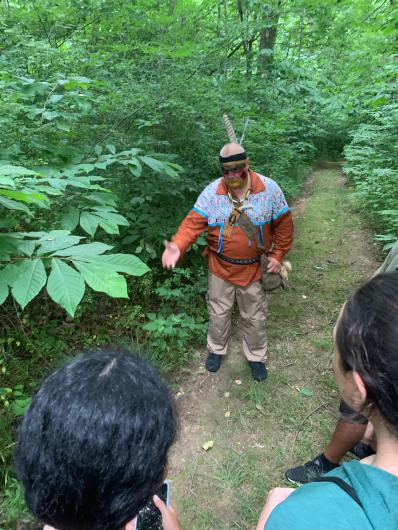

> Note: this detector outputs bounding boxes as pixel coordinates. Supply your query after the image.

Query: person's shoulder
[200,177,223,195]
[255,174,282,193]
[195,178,223,206]
[265,473,364,530]
[254,173,272,185]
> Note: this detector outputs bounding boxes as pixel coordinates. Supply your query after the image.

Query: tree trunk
[237,0,253,79]
[168,0,176,16]
[257,3,281,75]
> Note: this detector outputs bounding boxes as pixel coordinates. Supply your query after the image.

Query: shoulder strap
[311,476,363,508]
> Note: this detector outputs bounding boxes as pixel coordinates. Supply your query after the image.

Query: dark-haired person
[257,272,398,530]
[16,350,181,530]
[285,239,398,484]
[162,142,293,381]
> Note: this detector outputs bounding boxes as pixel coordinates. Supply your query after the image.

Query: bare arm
[255,487,295,530]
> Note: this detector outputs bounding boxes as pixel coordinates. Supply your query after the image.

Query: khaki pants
[207,273,267,362]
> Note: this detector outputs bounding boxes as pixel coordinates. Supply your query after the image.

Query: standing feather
[240,117,249,145]
[223,114,238,144]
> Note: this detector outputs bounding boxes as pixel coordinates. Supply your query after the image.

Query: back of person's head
[336,272,398,434]
[15,349,178,530]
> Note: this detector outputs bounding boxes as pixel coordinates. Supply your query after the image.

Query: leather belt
[217,253,261,265]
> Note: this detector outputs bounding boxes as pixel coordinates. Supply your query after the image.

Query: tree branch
[31,0,53,46]
[55,14,102,48]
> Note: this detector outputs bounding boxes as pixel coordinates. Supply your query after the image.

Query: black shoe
[205,352,222,372]
[285,454,339,485]
[349,442,376,459]
[249,361,267,381]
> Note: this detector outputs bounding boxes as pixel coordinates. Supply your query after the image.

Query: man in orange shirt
[162,143,293,381]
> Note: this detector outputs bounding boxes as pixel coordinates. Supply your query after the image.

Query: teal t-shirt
[265,460,398,530]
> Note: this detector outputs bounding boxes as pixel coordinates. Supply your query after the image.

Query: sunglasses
[221,165,245,175]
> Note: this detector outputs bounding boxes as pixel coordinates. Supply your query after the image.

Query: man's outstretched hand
[267,256,281,274]
[162,241,181,269]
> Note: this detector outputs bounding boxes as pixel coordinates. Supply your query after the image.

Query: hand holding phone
[153,495,181,530]
[136,481,180,530]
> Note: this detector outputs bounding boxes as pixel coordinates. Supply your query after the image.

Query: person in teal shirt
[257,272,398,530]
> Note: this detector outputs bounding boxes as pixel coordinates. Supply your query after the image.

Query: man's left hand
[267,257,281,273]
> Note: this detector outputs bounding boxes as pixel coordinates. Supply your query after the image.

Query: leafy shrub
[344,99,398,248]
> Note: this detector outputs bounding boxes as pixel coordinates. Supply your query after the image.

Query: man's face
[221,161,249,189]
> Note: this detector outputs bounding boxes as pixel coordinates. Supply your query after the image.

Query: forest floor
[168,164,380,530]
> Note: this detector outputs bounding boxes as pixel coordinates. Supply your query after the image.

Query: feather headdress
[223,114,249,145]
[223,114,238,144]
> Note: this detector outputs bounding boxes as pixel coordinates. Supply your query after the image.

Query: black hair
[336,272,398,434]
[15,350,178,530]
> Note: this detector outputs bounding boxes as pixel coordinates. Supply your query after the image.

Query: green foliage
[0,356,32,417]
[0,149,175,314]
[142,311,207,368]
[0,0,397,525]
[0,478,32,530]
[344,62,398,247]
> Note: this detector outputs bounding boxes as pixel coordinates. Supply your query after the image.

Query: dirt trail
[168,165,379,530]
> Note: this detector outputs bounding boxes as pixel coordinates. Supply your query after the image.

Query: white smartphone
[136,480,171,530]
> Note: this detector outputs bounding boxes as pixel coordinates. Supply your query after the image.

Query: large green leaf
[0,176,16,187]
[47,259,85,317]
[0,271,9,304]
[86,192,117,207]
[37,230,71,240]
[74,262,128,298]
[139,155,166,173]
[0,165,37,177]
[37,235,83,255]
[0,196,31,213]
[127,159,142,177]
[17,240,36,257]
[61,209,80,230]
[48,178,68,191]
[92,210,129,226]
[1,263,24,287]
[0,235,20,256]
[53,242,113,257]
[74,253,150,276]
[80,212,99,236]
[97,218,119,234]
[11,259,47,309]
[0,189,47,204]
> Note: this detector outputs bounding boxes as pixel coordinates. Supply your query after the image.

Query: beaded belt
[217,253,261,265]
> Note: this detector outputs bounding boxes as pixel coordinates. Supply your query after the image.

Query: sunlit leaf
[11,259,47,309]
[74,262,128,298]
[74,253,150,276]
[53,242,113,257]
[80,212,99,236]
[47,259,85,317]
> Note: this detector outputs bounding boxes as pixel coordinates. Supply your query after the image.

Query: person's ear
[353,371,367,407]
[125,517,137,530]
